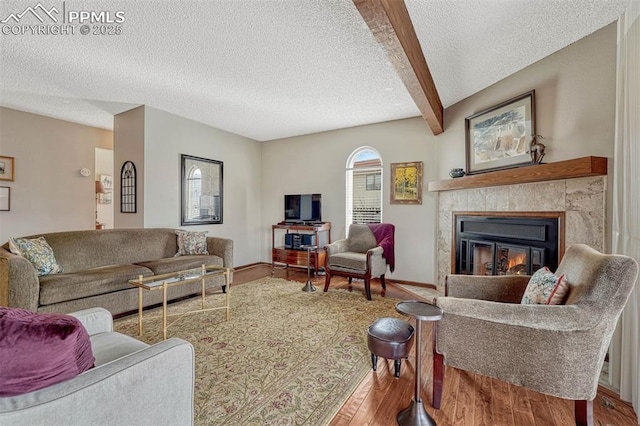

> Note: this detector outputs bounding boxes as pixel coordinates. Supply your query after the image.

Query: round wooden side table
[395,300,443,426]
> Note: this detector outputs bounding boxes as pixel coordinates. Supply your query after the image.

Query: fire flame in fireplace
[507,252,528,274]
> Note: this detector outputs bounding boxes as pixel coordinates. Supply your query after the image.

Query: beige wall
[0,107,112,243]
[435,22,617,178]
[113,106,145,228]
[0,22,618,282]
[261,22,617,284]
[433,22,617,255]
[142,106,263,267]
[262,118,438,283]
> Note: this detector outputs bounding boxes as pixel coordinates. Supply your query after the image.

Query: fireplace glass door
[455,215,559,276]
[496,245,529,275]
[469,241,494,275]
[459,240,545,276]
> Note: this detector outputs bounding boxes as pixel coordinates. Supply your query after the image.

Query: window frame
[346,147,383,229]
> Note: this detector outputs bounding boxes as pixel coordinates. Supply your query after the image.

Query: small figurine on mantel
[528,134,546,164]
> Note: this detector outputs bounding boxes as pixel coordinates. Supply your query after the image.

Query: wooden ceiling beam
[354,0,444,135]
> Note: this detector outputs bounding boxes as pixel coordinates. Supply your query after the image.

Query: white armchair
[0,308,195,426]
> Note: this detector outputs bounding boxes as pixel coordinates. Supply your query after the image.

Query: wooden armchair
[433,244,638,426]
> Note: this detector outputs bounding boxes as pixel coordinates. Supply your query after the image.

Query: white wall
[0,107,112,243]
[262,118,438,283]
[143,107,262,267]
[95,148,114,228]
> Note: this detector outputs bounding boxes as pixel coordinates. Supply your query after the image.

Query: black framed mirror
[181,154,223,225]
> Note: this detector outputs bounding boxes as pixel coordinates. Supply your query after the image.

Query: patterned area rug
[114,277,403,425]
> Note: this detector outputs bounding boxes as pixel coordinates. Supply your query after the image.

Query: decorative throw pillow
[8,236,63,276]
[175,230,209,256]
[521,266,569,305]
[0,307,95,396]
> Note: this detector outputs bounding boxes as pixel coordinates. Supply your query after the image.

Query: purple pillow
[0,308,95,396]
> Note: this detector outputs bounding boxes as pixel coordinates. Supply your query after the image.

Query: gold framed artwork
[0,156,15,181]
[390,161,423,205]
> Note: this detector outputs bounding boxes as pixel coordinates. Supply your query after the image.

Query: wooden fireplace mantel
[427,156,607,192]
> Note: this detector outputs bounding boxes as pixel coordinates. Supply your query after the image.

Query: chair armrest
[0,247,40,310]
[70,308,113,335]
[445,274,531,303]
[436,297,598,332]
[435,298,606,400]
[366,247,386,277]
[0,338,195,426]
[206,236,233,268]
[207,237,233,283]
[324,239,348,256]
[366,246,384,257]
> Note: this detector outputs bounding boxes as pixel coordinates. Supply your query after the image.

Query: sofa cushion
[328,252,368,274]
[0,308,94,396]
[521,267,569,305]
[8,236,63,276]
[175,230,209,256]
[136,255,223,275]
[39,264,154,306]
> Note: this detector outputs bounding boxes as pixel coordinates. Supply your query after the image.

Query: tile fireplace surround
[435,176,605,291]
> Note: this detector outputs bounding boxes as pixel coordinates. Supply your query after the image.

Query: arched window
[346,147,383,229]
[187,167,201,219]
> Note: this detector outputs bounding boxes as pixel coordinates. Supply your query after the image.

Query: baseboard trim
[386,279,437,289]
[234,262,267,271]
[238,262,438,289]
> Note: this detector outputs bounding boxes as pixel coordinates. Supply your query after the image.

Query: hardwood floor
[234,265,639,426]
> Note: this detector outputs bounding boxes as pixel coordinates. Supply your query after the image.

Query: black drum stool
[367,317,415,378]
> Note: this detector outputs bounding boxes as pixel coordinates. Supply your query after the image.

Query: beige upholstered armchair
[323,223,394,300]
[433,244,638,426]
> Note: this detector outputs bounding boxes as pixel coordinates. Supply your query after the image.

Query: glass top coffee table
[129,265,232,340]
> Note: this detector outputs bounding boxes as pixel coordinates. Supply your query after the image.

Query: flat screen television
[284,194,322,223]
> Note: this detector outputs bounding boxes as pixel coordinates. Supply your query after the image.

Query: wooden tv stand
[271,222,331,276]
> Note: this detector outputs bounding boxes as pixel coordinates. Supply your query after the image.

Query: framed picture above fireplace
[465,90,535,174]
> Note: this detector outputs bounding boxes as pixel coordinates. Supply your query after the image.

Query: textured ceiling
[0,0,630,141]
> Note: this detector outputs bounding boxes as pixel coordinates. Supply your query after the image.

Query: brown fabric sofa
[0,228,233,315]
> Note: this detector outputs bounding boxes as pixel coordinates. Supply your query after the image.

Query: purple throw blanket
[367,223,395,273]
[0,308,95,396]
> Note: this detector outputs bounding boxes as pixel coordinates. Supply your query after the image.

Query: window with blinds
[346,148,382,229]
